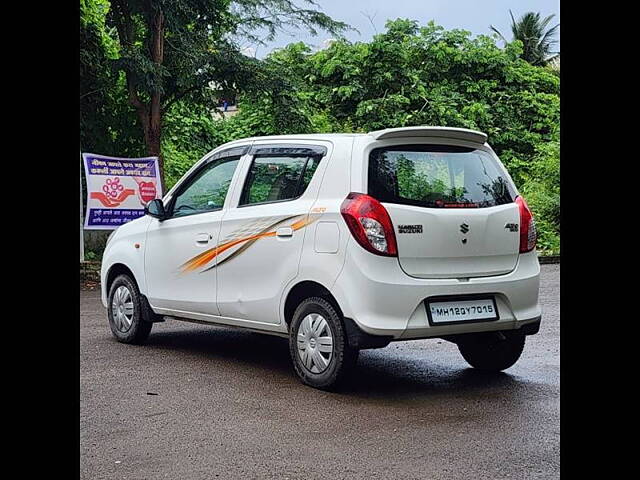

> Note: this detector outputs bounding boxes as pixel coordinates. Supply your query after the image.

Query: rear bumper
[344,315,541,349]
[331,242,541,340]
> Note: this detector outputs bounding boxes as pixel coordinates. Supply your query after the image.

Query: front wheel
[289,297,358,390]
[457,331,525,372]
[107,274,153,344]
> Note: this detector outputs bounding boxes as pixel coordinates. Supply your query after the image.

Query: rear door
[367,144,521,278]
[216,143,327,324]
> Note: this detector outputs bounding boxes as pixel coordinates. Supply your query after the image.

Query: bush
[520,132,560,254]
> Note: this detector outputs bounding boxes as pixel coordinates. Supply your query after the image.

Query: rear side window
[368,145,516,208]
[240,155,321,206]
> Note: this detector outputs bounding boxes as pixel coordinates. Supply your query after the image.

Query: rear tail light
[340,193,398,257]
[516,196,537,253]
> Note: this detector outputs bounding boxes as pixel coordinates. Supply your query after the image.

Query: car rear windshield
[368,145,516,208]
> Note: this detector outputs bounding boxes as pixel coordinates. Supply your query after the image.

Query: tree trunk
[148,9,165,194]
[137,114,163,194]
[113,1,167,194]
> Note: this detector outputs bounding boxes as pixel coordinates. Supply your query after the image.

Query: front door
[144,153,243,315]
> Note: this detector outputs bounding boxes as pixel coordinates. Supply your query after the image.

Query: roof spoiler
[368,126,488,145]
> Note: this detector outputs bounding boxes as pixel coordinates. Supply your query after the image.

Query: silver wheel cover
[111,285,134,333]
[297,313,334,374]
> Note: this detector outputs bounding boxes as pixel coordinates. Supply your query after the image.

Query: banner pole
[80,149,85,262]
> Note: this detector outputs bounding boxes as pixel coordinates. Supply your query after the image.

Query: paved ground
[80,264,559,480]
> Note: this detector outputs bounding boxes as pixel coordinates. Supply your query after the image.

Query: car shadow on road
[339,353,521,399]
[143,326,532,399]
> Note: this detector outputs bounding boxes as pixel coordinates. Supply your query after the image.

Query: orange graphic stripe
[203,215,303,272]
[182,230,277,272]
[179,218,291,274]
[209,214,320,272]
[179,214,320,274]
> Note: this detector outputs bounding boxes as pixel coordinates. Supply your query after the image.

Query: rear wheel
[107,274,153,344]
[457,331,525,371]
[289,297,358,390]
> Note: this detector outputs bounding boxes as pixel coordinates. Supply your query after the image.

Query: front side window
[171,156,240,217]
[240,155,320,206]
[368,145,516,208]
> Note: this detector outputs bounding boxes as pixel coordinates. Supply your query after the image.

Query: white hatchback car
[101,126,541,389]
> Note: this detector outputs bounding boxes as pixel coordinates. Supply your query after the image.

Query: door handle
[276,227,293,238]
[195,233,212,244]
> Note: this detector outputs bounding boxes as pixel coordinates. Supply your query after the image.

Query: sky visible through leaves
[242,0,560,58]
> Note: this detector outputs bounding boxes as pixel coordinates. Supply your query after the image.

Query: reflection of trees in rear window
[369,147,514,208]
[480,177,511,205]
[395,155,467,204]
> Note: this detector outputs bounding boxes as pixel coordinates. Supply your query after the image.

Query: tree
[103,0,349,189]
[80,0,138,157]
[252,20,559,183]
[490,10,559,66]
[223,20,560,250]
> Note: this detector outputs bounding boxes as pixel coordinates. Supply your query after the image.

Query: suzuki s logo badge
[460,223,469,234]
[505,222,519,232]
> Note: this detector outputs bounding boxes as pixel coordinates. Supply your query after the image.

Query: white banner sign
[83,153,163,230]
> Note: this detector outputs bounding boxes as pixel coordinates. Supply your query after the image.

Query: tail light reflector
[516,196,537,253]
[340,193,398,257]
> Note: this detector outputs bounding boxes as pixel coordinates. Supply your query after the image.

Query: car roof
[222,133,359,146]
[222,126,488,147]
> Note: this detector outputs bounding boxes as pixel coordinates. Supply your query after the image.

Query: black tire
[107,274,153,344]
[457,331,526,371]
[289,297,359,390]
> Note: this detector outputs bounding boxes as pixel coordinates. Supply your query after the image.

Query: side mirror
[145,199,166,220]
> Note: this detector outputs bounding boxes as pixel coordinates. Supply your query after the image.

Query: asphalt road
[80,264,559,480]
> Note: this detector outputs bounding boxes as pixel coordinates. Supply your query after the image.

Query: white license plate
[427,297,498,325]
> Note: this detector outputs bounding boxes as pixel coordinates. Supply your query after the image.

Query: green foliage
[81,0,350,186]
[84,250,99,261]
[231,0,352,44]
[491,10,559,66]
[520,130,560,254]
[80,0,145,156]
[252,22,559,184]
[161,102,221,189]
